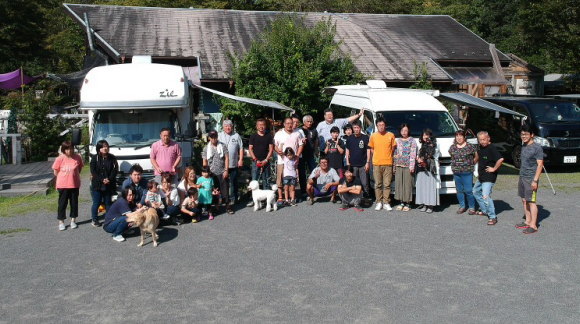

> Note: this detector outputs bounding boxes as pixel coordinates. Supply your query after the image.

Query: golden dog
[125,207,160,247]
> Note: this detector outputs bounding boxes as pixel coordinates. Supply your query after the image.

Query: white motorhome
[327,81,460,194]
[81,62,193,177]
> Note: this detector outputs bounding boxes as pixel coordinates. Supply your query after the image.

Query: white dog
[247,180,278,212]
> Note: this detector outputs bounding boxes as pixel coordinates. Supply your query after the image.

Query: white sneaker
[70,221,78,229]
[113,235,125,242]
[58,223,66,231]
[383,203,393,211]
[162,214,171,220]
[374,202,383,211]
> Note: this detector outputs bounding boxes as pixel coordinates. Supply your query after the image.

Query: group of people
[51,110,545,241]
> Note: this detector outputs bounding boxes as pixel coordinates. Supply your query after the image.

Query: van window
[363,110,374,134]
[529,102,580,122]
[378,111,457,137]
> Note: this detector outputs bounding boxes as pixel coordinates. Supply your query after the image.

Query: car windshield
[378,111,458,137]
[92,110,176,147]
[529,102,580,122]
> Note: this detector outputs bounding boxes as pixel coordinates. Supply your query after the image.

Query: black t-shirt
[477,144,502,183]
[249,132,273,161]
[346,134,369,167]
[340,177,362,188]
[326,139,345,171]
[300,127,318,158]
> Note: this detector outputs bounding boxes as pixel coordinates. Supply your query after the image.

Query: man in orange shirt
[368,117,396,211]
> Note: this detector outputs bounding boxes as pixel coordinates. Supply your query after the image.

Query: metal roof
[64,4,511,82]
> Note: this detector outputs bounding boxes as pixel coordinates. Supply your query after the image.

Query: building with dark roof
[64,3,513,90]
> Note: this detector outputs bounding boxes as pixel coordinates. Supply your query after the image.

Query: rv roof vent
[366,80,387,89]
[132,55,152,64]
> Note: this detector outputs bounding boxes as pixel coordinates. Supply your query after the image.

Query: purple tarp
[0,69,41,90]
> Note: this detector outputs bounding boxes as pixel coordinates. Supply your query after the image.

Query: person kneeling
[337,167,364,212]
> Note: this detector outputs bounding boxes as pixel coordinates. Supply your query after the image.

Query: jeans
[57,188,79,220]
[91,190,113,222]
[214,174,229,206]
[299,155,317,195]
[228,167,239,202]
[251,161,271,190]
[104,216,128,236]
[473,180,496,219]
[453,172,475,210]
[164,205,181,217]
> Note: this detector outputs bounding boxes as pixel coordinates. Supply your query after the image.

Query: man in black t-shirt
[298,115,319,198]
[337,167,364,211]
[345,121,370,197]
[325,126,345,178]
[248,118,274,198]
[473,131,504,225]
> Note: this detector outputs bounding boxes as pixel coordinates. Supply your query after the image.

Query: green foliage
[223,16,364,135]
[2,83,66,161]
[410,62,433,90]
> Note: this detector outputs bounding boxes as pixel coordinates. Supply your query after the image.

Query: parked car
[466,96,580,168]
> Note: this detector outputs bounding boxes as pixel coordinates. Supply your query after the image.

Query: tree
[223,16,364,135]
[410,62,433,90]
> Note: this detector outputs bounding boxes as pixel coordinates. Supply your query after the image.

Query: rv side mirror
[71,128,82,146]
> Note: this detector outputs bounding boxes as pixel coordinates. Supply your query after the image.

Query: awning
[440,92,525,117]
[192,83,294,112]
[0,68,42,90]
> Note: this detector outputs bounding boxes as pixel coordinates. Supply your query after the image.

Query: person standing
[274,117,303,207]
[368,117,396,211]
[248,119,274,204]
[337,166,364,212]
[316,108,363,150]
[472,131,504,225]
[325,126,345,181]
[150,128,182,185]
[515,125,544,234]
[345,120,371,198]
[218,120,244,205]
[52,141,84,231]
[393,124,417,212]
[89,140,118,227]
[202,130,232,214]
[298,115,318,198]
[415,129,440,213]
[449,130,478,215]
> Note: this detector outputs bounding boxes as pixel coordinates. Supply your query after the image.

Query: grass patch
[0,228,31,236]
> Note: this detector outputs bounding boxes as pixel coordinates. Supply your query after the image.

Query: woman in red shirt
[52,141,84,231]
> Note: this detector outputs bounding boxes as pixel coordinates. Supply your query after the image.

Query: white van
[81,62,193,177]
[326,81,460,194]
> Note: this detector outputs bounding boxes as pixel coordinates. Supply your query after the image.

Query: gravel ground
[1,178,579,323]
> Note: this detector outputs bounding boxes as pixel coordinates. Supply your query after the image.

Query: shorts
[276,164,285,188]
[283,176,297,186]
[313,185,337,197]
[518,177,537,202]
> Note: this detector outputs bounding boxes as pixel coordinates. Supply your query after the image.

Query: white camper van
[327,81,460,194]
[81,62,193,177]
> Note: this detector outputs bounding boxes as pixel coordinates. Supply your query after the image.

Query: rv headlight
[534,136,551,147]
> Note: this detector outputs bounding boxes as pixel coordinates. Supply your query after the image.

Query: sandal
[515,222,530,229]
[476,211,487,216]
[402,205,410,212]
[396,204,404,211]
[487,218,497,226]
[467,209,477,215]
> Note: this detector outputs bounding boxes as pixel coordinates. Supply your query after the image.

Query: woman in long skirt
[415,129,440,213]
[394,123,417,211]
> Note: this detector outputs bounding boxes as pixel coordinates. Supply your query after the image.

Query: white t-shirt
[273,129,303,165]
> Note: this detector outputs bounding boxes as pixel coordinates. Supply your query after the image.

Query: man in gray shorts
[515,125,544,234]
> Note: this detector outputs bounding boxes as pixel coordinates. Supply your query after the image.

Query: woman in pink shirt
[52,141,84,231]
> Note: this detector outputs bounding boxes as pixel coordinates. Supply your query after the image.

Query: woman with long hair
[89,140,118,227]
[448,130,478,214]
[393,123,417,211]
[415,129,440,213]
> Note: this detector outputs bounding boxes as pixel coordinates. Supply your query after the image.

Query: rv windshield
[378,111,457,137]
[529,102,580,123]
[92,110,176,147]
